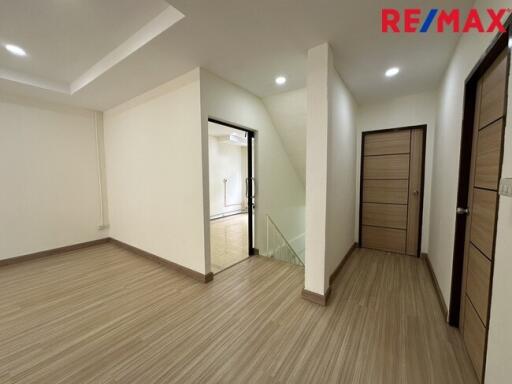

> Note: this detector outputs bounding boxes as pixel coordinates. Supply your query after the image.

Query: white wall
[103,69,207,274]
[325,46,357,279]
[305,43,357,294]
[305,44,329,294]
[263,88,307,184]
[0,95,107,259]
[200,69,305,255]
[356,90,437,252]
[425,0,512,382]
[208,135,245,217]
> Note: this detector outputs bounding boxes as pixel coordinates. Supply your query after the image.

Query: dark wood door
[360,127,425,256]
[459,49,507,383]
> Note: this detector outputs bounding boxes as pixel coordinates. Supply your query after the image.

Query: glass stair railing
[265,215,304,266]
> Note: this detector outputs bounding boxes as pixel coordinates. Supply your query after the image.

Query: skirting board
[210,210,247,221]
[302,286,331,306]
[0,237,213,284]
[0,238,110,267]
[109,238,213,284]
[302,242,358,306]
[423,253,448,320]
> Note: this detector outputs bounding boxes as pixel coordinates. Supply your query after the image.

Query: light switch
[499,178,512,197]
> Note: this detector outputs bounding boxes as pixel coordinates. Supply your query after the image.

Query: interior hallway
[0,243,476,384]
[210,213,248,273]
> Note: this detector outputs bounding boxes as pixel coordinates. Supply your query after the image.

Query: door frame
[358,125,427,257]
[208,118,256,256]
[448,26,512,329]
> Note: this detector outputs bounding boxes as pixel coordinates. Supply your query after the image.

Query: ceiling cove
[0,4,184,95]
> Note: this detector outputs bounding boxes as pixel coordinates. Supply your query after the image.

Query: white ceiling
[0,0,474,110]
[0,0,169,83]
[0,0,183,101]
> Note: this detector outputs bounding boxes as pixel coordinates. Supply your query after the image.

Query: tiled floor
[210,213,248,273]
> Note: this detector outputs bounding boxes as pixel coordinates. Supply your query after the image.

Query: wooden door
[360,127,425,256]
[459,49,507,383]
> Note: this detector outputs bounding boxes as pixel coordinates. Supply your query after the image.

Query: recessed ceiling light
[5,44,27,57]
[275,76,287,85]
[385,67,400,77]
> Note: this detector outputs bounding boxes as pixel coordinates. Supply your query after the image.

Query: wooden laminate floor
[0,244,477,384]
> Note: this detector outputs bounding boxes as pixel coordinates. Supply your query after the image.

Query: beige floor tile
[210,213,249,273]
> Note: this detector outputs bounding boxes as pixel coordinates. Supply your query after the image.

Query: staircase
[266,215,304,266]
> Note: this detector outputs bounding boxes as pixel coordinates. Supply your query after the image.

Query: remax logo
[382,9,509,33]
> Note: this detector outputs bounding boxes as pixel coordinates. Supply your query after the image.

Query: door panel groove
[477,116,504,131]
[361,202,408,206]
[472,186,499,193]
[466,295,488,328]
[364,152,411,157]
[469,241,493,263]
[363,178,410,181]
[361,224,408,231]
[362,179,409,205]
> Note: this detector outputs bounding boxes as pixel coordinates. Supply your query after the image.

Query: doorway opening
[208,118,255,274]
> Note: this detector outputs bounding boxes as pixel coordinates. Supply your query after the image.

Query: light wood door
[459,49,507,383]
[360,127,425,256]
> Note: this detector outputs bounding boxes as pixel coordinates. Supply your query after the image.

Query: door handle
[456,207,470,215]
[245,178,256,199]
[250,177,255,199]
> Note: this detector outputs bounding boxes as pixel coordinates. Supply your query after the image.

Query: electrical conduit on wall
[94,111,109,229]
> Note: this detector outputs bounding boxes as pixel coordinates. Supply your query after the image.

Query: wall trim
[423,252,448,320]
[302,242,358,306]
[0,237,214,284]
[302,287,331,306]
[0,238,110,267]
[210,210,246,221]
[109,238,213,283]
